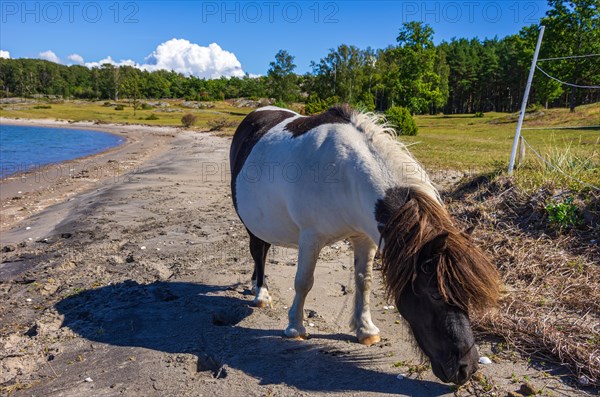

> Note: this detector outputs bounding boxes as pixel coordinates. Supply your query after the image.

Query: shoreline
[1,118,129,181]
[0,117,180,241]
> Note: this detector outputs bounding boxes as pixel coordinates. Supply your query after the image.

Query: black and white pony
[229,105,499,385]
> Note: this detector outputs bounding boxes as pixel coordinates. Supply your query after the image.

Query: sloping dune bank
[0,120,590,396]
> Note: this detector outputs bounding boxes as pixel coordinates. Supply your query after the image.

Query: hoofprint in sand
[0,121,588,396]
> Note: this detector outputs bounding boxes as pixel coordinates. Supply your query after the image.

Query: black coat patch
[284,105,353,137]
[229,109,296,210]
[374,186,411,225]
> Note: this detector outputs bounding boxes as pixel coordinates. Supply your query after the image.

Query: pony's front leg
[350,236,380,346]
[285,232,322,339]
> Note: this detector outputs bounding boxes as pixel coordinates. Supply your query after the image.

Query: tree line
[0,0,597,114]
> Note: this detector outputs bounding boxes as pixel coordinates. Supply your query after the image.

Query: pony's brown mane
[380,189,500,313]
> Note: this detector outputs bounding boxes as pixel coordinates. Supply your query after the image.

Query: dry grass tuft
[447,176,599,386]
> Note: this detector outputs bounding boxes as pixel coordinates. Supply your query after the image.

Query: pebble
[396,374,406,380]
[383,305,395,310]
[478,356,492,365]
[141,246,146,250]
[308,323,315,327]
[84,377,93,382]
[25,226,31,230]
[26,298,32,302]
[519,382,538,395]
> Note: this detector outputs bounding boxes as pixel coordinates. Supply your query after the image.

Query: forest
[0,0,598,114]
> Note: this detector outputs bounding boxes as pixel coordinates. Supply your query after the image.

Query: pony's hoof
[284,326,307,340]
[253,288,272,308]
[359,335,381,346]
[287,334,308,341]
[253,298,272,308]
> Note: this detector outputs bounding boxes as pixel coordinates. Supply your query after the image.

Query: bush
[181,113,197,128]
[474,111,484,118]
[385,106,418,136]
[114,105,125,111]
[141,103,153,110]
[273,99,288,109]
[103,101,112,107]
[207,117,236,131]
[304,95,340,115]
[33,105,52,109]
[145,114,159,120]
[526,103,543,113]
[545,197,582,229]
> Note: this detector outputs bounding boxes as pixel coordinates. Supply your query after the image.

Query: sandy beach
[0,120,588,396]
[0,118,176,241]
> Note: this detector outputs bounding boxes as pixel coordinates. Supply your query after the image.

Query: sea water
[0,124,124,179]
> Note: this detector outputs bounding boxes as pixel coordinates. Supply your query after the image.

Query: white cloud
[142,39,244,78]
[67,54,84,65]
[84,56,137,69]
[38,50,60,64]
[0,50,10,59]
[31,39,245,79]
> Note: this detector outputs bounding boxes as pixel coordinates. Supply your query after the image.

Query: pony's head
[377,188,500,385]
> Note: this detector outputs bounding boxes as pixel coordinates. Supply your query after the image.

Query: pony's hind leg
[285,232,322,339]
[249,231,272,308]
[350,235,380,346]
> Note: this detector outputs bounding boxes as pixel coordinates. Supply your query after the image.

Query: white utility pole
[508,25,545,175]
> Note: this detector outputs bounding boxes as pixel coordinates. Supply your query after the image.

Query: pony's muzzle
[454,360,478,385]
[434,344,479,385]
[453,344,479,385]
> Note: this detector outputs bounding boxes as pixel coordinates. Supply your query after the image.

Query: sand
[0,120,587,396]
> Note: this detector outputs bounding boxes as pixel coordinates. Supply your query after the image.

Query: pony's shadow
[55,280,449,396]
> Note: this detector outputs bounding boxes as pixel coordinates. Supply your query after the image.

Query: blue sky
[0,1,549,76]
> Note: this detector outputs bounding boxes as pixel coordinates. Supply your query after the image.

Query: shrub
[545,197,582,229]
[33,105,52,109]
[304,95,340,115]
[474,111,484,118]
[273,99,288,109]
[114,105,125,111]
[145,114,159,120]
[207,117,236,131]
[526,103,543,113]
[103,101,112,107]
[385,106,418,136]
[181,113,197,128]
[141,103,153,110]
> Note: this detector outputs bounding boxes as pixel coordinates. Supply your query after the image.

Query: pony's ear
[429,232,449,253]
[420,232,449,259]
[464,225,476,235]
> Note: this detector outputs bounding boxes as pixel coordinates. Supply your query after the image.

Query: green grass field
[2,99,598,192]
[404,106,599,193]
[0,99,253,129]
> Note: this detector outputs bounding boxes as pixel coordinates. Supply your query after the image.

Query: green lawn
[405,106,599,171]
[0,99,253,129]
